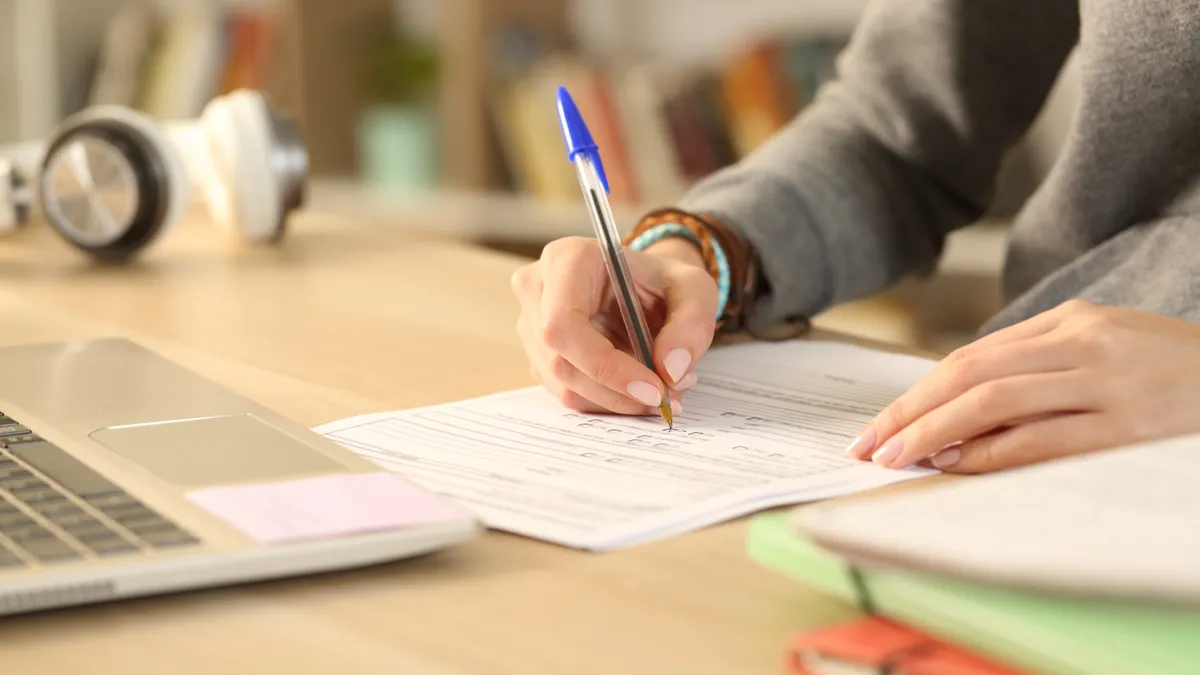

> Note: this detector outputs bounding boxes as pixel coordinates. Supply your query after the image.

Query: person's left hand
[845,299,1200,473]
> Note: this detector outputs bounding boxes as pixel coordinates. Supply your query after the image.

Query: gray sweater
[677,0,1200,335]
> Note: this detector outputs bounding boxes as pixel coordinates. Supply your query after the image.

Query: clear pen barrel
[571,153,657,373]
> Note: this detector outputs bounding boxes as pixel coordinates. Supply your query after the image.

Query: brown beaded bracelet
[624,208,760,333]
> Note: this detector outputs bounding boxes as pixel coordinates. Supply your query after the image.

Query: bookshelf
[2,0,1071,195]
[3,0,871,187]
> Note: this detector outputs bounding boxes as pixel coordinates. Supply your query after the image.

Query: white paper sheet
[314,341,938,550]
[795,431,1200,602]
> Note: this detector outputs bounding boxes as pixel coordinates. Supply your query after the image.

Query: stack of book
[746,433,1200,675]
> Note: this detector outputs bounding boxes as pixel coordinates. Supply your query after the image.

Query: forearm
[675,0,1079,331]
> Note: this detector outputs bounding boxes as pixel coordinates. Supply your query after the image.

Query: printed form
[314,341,939,550]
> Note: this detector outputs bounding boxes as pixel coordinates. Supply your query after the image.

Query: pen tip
[659,401,673,430]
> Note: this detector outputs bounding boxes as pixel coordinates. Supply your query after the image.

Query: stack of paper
[750,432,1200,674]
[314,341,938,550]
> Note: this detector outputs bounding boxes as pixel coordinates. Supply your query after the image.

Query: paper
[796,431,1200,604]
[314,341,938,550]
[186,471,471,544]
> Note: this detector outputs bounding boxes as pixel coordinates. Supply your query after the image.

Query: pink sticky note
[186,471,472,544]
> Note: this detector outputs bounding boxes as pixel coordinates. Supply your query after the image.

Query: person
[510,0,1200,475]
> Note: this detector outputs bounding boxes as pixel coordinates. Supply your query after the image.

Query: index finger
[847,331,1079,460]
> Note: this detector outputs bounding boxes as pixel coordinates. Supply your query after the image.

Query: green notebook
[746,512,1200,675]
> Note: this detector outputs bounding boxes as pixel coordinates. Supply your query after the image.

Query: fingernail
[675,372,698,391]
[627,381,662,407]
[664,348,692,384]
[932,448,961,469]
[670,398,683,416]
[871,436,904,466]
[845,425,877,458]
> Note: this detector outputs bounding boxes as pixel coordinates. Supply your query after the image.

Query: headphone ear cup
[38,106,189,262]
[199,90,281,243]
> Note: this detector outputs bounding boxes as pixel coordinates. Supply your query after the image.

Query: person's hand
[846,299,1200,473]
[511,235,718,415]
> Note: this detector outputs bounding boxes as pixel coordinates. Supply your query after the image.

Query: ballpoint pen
[555,86,673,430]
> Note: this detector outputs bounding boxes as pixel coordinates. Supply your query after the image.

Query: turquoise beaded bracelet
[627,222,730,321]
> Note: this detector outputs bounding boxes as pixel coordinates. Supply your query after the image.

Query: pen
[555,86,673,430]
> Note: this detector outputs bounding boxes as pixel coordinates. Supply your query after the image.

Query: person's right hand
[511,235,719,416]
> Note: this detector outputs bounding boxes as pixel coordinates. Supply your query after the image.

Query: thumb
[653,263,718,387]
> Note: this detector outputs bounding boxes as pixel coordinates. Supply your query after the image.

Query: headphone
[0,89,308,262]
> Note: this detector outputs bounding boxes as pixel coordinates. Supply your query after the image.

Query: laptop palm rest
[88,413,345,487]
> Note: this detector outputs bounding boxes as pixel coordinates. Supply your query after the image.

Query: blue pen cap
[555,86,610,193]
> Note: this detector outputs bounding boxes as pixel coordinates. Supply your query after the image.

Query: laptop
[0,338,481,617]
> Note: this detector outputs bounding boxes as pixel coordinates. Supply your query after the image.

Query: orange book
[786,616,1029,675]
[720,40,798,158]
[219,8,277,93]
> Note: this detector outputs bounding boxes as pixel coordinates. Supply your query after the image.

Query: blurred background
[0,0,1081,352]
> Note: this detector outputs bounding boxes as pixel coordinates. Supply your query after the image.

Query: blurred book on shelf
[485,31,848,207]
[72,0,405,176]
[87,2,279,120]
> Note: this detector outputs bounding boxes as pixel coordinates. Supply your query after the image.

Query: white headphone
[0,89,308,262]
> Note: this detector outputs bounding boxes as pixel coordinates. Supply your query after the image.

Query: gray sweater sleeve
[676,0,1079,331]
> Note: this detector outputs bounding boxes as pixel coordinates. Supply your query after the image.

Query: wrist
[644,236,706,270]
[624,209,762,333]
[624,217,731,325]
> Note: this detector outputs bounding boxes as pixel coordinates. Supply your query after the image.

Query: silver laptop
[0,338,480,616]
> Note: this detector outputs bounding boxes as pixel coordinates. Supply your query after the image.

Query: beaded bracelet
[627,222,730,321]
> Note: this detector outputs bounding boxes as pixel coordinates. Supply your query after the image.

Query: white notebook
[795,432,1200,604]
[314,341,937,550]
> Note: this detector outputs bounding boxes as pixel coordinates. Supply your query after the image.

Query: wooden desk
[0,209,879,675]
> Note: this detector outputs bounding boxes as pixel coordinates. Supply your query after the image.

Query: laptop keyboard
[0,414,200,570]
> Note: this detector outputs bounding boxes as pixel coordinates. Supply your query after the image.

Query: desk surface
[0,209,912,675]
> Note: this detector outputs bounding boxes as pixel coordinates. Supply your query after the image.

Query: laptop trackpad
[89,414,345,487]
